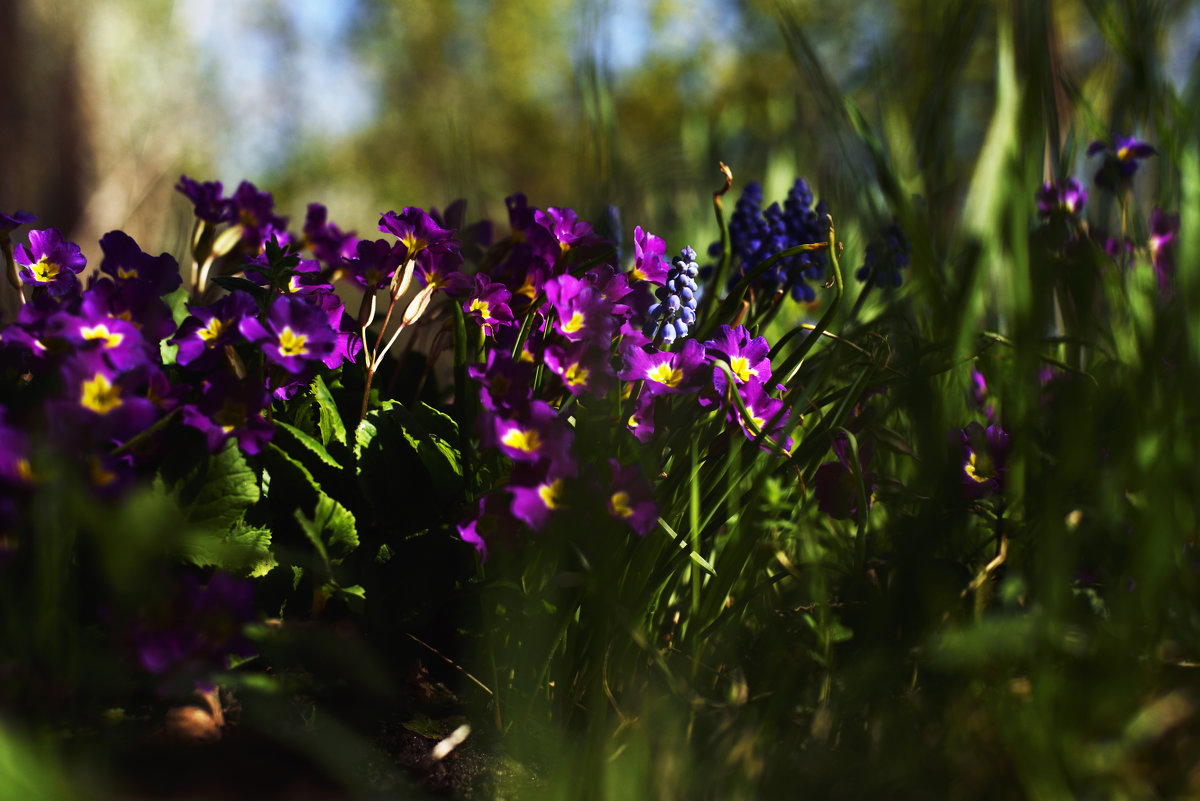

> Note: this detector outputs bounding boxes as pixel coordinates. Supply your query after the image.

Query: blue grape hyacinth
[645,246,702,344]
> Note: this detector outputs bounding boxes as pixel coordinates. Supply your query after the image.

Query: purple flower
[487,400,572,466]
[81,280,178,344]
[631,226,668,284]
[98,230,182,294]
[463,273,516,337]
[171,290,260,371]
[543,273,616,344]
[730,380,792,450]
[302,203,357,268]
[604,459,657,535]
[0,211,35,235]
[15,228,86,296]
[176,176,232,223]
[342,238,401,292]
[469,349,534,413]
[1087,136,1156,193]
[956,422,1010,500]
[544,341,612,397]
[238,294,337,374]
[46,309,153,371]
[534,207,605,256]
[617,339,707,396]
[54,352,161,444]
[703,325,772,401]
[180,373,274,454]
[1148,208,1179,294]
[230,181,289,250]
[509,465,573,531]
[625,392,657,443]
[1035,178,1087,219]
[458,493,523,561]
[379,207,461,266]
[813,436,875,520]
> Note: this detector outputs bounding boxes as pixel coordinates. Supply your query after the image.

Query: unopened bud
[211,224,244,258]
[389,257,416,302]
[401,284,436,327]
[357,289,377,330]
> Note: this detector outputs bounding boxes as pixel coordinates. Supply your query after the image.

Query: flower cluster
[855,221,911,289]
[643,246,702,343]
[710,178,830,302]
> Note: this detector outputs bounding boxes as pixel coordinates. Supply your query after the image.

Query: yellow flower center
[1117,146,1131,161]
[470,299,493,321]
[630,266,646,281]
[117,267,138,280]
[278,326,309,357]
[89,457,118,487]
[964,450,993,483]
[561,311,585,334]
[401,232,428,255]
[563,363,589,388]
[744,405,766,431]
[81,373,122,414]
[199,317,226,343]
[646,362,683,388]
[501,427,541,454]
[31,258,60,283]
[215,400,247,433]
[538,478,564,509]
[730,356,755,383]
[610,491,634,518]
[80,324,124,349]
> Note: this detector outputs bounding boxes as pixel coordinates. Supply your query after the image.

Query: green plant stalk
[695,162,733,332]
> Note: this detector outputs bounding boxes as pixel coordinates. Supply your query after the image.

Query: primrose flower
[458,493,524,561]
[238,293,337,374]
[956,422,1010,500]
[509,465,573,531]
[55,352,160,443]
[302,203,357,268]
[1035,178,1087,219]
[488,400,572,466]
[1148,208,1180,294]
[98,230,182,294]
[1087,136,1156,193]
[171,290,259,371]
[604,459,657,535]
[15,228,86,297]
[469,349,534,413]
[704,324,772,401]
[0,211,35,235]
[730,380,792,450]
[46,309,152,371]
[544,341,612,397]
[464,273,516,336]
[813,436,875,520]
[176,176,232,223]
[544,273,616,344]
[180,372,274,454]
[618,339,706,396]
[81,279,178,344]
[230,181,288,250]
[534,207,606,257]
[379,207,461,267]
[631,226,669,284]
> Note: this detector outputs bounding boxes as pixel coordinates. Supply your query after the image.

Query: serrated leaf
[181,526,276,578]
[175,439,260,531]
[312,374,347,447]
[294,489,359,569]
[274,419,342,471]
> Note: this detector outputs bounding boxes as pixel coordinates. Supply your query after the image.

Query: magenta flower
[543,273,616,344]
[730,380,792,450]
[544,341,612,397]
[508,464,574,531]
[15,228,86,296]
[238,294,337,374]
[46,309,153,371]
[1148,208,1179,294]
[625,392,657,443]
[487,400,572,466]
[342,238,401,292]
[469,349,534,413]
[0,211,36,234]
[1035,178,1087,219]
[81,280,178,344]
[704,324,772,400]
[604,460,657,535]
[55,352,161,443]
[617,339,707,396]
[631,226,669,283]
[534,207,605,256]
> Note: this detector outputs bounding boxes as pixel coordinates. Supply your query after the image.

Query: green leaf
[312,374,347,448]
[274,420,342,471]
[159,286,191,365]
[210,275,268,297]
[181,525,277,578]
[293,486,359,569]
[173,439,260,532]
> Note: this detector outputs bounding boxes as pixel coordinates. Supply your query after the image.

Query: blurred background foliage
[7,0,1196,266]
